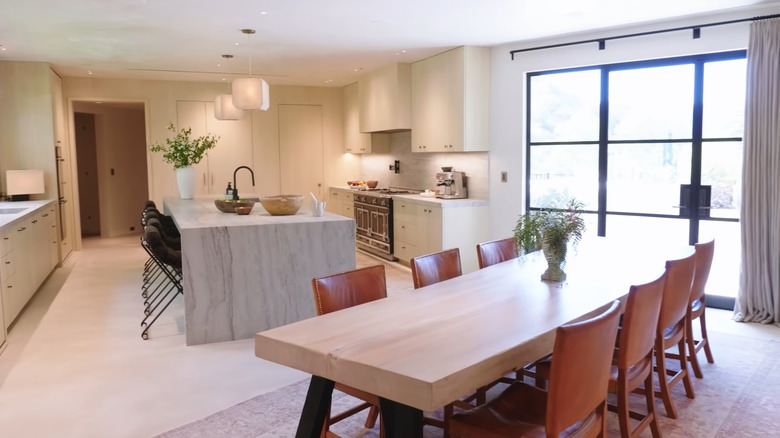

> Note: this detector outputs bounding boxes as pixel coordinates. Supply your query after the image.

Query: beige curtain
[735,18,780,324]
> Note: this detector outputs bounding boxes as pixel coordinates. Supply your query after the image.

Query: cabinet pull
[5,261,10,265]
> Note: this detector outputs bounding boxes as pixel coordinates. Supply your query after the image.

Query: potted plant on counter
[149,123,220,199]
[512,199,585,282]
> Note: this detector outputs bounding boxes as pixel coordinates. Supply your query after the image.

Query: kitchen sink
[0,208,26,214]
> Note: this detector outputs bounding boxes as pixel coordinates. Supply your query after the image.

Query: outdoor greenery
[149,123,219,169]
[512,199,586,260]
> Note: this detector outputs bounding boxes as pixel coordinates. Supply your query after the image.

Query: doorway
[72,101,149,240]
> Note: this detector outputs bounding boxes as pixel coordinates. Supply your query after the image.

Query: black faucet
[232,166,255,200]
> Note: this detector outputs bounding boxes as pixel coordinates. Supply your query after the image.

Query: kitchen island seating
[410,248,462,289]
[140,225,182,340]
[651,253,697,419]
[476,237,518,269]
[448,300,621,438]
[312,265,387,438]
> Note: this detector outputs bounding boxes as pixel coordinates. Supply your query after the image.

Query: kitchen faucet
[232,166,255,200]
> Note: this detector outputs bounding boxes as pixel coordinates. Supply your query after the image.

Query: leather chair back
[476,237,518,269]
[658,253,696,333]
[691,240,715,304]
[546,300,621,435]
[618,273,665,369]
[312,265,387,315]
[410,248,462,289]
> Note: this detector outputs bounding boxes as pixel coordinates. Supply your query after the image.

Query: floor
[0,235,777,438]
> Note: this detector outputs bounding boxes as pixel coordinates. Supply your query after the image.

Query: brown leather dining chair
[312,264,388,438]
[448,300,622,438]
[652,252,697,419]
[609,274,666,438]
[675,239,716,379]
[476,237,519,269]
[411,248,462,289]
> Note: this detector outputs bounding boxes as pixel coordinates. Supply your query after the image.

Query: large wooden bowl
[259,195,304,215]
[214,199,255,213]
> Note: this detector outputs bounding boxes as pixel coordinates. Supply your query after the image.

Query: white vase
[176,166,196,199]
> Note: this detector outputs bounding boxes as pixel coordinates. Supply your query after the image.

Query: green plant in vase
[512,199,586,282]
[149,123,220,199]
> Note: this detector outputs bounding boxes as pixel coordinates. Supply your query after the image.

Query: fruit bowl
[215,199,255,213]
[259,195,304,215]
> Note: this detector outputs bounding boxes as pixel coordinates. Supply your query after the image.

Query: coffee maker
[435,167,468,199]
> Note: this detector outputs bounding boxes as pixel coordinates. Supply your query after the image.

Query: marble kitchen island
[164,197,356,345]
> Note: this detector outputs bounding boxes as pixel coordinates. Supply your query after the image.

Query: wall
[487,5,780,240]
[360,131,489,199]
[62,78,356,208]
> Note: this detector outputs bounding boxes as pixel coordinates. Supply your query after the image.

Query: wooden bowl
[234,205,253,215]
[214,199,255,213]
[366,180,378,188]
[259,195,304,215]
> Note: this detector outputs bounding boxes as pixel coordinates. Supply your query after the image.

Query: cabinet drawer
[0,251,17,280]
[0,230,14,256]
[394,220,416,243]
[394,240,417,264]
[394,200,416,223]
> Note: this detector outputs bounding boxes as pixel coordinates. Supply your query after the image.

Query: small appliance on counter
[435,167,468,199]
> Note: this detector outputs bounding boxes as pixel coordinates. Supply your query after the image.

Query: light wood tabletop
[254,236,690,437]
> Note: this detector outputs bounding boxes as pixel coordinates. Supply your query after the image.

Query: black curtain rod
[510,13,780,59]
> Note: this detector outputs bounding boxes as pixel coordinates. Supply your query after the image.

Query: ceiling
[1,0,778,87]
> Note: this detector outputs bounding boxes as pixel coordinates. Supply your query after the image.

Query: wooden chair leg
[699,312,715,364]
[364,405,379,428]
[654,341,678,419]
[644,372,661,438]
[686,316,704,379]
[677,338,695,399]
[616,378,631,438]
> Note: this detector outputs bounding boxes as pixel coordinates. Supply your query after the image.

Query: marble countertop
[0,200,56,229]
[164,196,353,230]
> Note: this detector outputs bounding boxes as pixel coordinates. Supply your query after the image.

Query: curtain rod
[510,13,780,59]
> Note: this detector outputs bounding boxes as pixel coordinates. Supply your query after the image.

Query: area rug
[156,331,780,438]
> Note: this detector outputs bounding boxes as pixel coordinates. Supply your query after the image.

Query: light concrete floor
[0,235,776,438]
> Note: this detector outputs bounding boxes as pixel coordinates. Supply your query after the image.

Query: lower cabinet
[0,202,58,330]
[328,188,355,219]
[393,198,488,273]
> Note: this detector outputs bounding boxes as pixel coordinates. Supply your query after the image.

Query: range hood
[358,63,411,133]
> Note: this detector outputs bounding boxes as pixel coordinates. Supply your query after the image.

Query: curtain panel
[735,18,780,324]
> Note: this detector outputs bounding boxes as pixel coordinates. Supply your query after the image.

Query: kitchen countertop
[330,186,488,208]
[0,200,56,229]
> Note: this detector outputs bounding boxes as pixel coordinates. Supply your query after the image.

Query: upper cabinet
[359,63,411,132]
[411,46,491,153]
[342,82,389,154]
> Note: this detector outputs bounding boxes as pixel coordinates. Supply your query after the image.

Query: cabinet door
[343,82,372,154]
[279,105,325,201]
[412,52,451,153]
[205,102,253,195]
[417,204,443,254]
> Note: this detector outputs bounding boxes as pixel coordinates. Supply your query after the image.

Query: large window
[526,51,746,305]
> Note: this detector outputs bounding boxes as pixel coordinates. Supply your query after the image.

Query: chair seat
[449,382,601,438]
[607,355,653,392]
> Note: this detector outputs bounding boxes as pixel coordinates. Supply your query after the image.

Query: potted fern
[149,123,219,199]
[512,199,586,281]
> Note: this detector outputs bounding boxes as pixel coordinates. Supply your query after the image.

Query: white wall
[487,5,780,240]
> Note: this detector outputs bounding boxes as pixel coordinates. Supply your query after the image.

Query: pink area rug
[156,331,780,438]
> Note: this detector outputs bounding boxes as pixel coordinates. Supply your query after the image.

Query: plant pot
[176,166,196,199]
[541,240,567,282]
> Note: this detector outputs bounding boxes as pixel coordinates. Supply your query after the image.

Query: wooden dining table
[254,237,691,438]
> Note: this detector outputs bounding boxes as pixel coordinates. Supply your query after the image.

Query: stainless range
[353,189,411,261]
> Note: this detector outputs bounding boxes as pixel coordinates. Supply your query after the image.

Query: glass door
[527,53,745,309]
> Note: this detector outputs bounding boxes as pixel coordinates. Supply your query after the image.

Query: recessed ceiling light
[87,70,93,75]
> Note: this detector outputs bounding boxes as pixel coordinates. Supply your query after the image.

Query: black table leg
[379,397,424,438]
[295,375,334,438]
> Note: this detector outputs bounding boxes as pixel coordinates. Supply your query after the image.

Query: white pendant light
[214,54,245,120]
[232,29,270,111]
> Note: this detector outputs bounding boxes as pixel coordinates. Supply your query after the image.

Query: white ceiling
[1,0,778,87]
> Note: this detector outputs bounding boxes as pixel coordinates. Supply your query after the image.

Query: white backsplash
[359,131,489,200]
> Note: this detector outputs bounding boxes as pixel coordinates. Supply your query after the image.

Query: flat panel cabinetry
[176,101,254,195]
[359,63,411,132]
[0,203,59,330]
[343,83,389,154]
[411,46,491,152]
[328,188,355,218]
[394,198,489,273]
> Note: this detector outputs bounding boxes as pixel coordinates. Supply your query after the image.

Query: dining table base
[296,375,425,438]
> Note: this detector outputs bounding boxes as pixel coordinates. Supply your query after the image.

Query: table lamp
[6,169,45,201]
